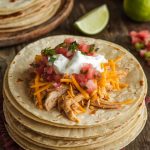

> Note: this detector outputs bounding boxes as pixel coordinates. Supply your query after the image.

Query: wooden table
[0,0,149,149]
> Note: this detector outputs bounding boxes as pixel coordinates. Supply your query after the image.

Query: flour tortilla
[0,0,61,32]
[3,101,145,148]
[3,83,146,139]
[0,1,51,24]
[0,0,45,15]
[7,35,147,127]
[5,105,147,150]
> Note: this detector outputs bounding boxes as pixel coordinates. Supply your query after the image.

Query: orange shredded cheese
[69,84,75,97]
[109,60,116,72]
[119,83,128,88]
[120,99,134,105]
[34,73,43,109]
[67,90,73,98]
[30,82,49,88]
[60,79,72,83]
[114,55,124,62]
[34,83,52,96]
[71,75,89,99]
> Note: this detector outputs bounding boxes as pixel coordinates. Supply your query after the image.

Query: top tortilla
[7,35,147,127]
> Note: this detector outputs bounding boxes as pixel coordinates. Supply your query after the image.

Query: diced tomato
[146,42,150,50]
[64,38,75,44]
[81,63,92,73]
[79,44,90,53]
[138,30,150,40]
[139,50,147,57]
[56,47,68,56]
[54,74,62,82]
[44,66,54,74]
[36,64,45,75]
[66,51,73,57]
[129,31,138,37]
[42,56,48,63]
[75,74,87,83]
[131,36,142,44]
[81,63,96,79]
[45,75,52,81]
[130,30,150,44]
[85,80,97,93]
[86,68,96,79]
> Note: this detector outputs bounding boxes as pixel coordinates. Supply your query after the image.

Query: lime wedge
[74,4,109,35]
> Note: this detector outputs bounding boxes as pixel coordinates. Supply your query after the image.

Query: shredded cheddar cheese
[71,75,89,99]
[34,84,52,96]
[30,82,49,88]
[69,84,75,97]
[34,73,43,109]
[60,79,72,83]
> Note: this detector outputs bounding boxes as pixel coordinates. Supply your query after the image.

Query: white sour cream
[53,51,107,74]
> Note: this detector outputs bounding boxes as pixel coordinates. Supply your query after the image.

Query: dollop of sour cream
[53,51,107,74]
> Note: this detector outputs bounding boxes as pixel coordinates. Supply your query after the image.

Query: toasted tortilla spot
[139,80,144,86]
[10,0,16,2]
[138,103,142,107]
[16,78,23,82]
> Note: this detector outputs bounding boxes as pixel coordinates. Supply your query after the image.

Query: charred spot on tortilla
[12,61,15,64]
[139,80,144,86]
[17,78,23,82]
[138,103,142,107]
[9,0,17,2]
[115,47,120,51]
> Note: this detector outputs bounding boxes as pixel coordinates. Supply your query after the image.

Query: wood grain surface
[0,0,149,149]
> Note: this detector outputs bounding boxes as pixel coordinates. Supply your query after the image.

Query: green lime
[74,4,109,35]
[124,0,150,22]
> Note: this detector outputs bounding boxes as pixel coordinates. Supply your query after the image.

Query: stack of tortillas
[0,0,61,33]
[3,35,148,150]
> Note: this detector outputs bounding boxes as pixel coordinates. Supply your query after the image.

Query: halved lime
[74,4,109,35]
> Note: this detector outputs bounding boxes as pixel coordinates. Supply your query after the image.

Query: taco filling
[29,38,134,122]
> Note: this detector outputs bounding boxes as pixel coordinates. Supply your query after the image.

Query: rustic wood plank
[0,0,149,149]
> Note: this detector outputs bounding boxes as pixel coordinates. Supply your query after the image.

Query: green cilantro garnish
[42,47,56,56]
[89,44,95,52]
[134,42,145,51]
[48,56,56,63]
[68,41,79,52]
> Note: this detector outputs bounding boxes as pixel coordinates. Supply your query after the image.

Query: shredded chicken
[61,95,79,122]
[91,99,121,109]
[44,85,68,111]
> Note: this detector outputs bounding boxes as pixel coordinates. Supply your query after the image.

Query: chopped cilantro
[134,42,145,51]
[68,41,79,52]
[48,56,56,63]
[89,44,95,52]
[42,47,56,56]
